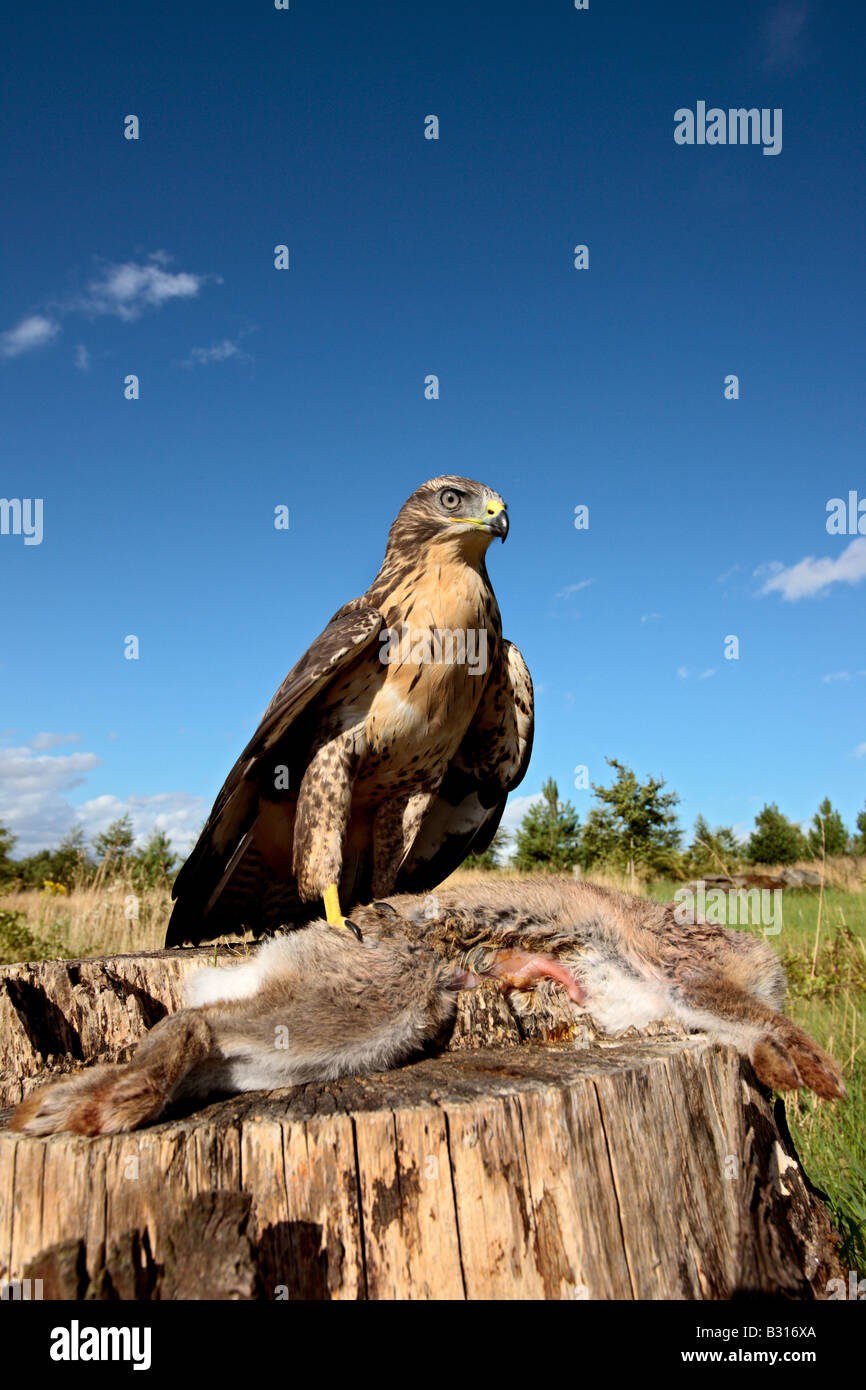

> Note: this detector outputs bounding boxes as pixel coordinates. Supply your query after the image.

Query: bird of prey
[165,476,533,946]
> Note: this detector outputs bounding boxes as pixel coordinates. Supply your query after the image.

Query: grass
[2,856,864,1270]
[0,874,171,965]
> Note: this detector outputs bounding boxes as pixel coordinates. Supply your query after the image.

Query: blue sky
[1,0,864,858]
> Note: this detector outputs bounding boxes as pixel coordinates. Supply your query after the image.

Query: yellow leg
[323,883,345,928]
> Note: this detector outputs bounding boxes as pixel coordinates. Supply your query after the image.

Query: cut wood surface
[0,948,843,1300]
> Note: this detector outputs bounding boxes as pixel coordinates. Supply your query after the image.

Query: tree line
[1,761,865,892]
[465,759,866,877]
[0,815,176,891]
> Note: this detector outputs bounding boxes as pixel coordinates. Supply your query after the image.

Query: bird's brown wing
[165,604,383,945]
[394,639,534,892]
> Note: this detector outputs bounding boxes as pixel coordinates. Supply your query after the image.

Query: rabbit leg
[11,1010,215,1137]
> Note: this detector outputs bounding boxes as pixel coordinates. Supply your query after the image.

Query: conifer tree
[513,780,581,872]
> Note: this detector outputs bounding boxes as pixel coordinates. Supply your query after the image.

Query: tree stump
[0,948,843,1300]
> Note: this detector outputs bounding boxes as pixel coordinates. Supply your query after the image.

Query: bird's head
[385,476,509,562]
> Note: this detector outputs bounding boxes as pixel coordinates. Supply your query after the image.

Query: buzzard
[165,476,533,945]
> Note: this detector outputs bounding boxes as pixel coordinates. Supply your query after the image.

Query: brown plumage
[165,477,533,945]
[13,878,844,1137]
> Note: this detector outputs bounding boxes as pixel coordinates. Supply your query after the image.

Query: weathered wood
[0,949,843,1300]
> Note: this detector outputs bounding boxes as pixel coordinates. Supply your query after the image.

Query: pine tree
[462,827,509,871]
[746,804,807,865]
[0,822,18,888]
[685,814,743,876]
[513,780,581,872]
[854,803,866,855]
[133,829,177,888]
[807,797,849,858]
[92,814,135,873]
[50,825,93,887]
[580,759,681,876]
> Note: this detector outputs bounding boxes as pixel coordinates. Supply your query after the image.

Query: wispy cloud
[854,743,866,759]
[555,580,594,599]
[759,539,866,601]
[761,2,809,72]
[0,253,217,362]
[31,731,82,751]
[180,337,251,368]
[0,314,60,358]
[679,666,717,681]
[78,258,210,321]
[640,612,661,623]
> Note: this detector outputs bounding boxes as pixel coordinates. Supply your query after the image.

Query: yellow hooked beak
[451,499,509,541]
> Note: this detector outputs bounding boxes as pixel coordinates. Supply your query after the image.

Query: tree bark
[0,948,843,1300]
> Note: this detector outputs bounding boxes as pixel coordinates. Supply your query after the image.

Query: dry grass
[0,872,172,963]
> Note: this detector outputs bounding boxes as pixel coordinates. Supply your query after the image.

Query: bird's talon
[344,919,364,942]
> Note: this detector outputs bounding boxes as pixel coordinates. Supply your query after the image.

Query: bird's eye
[439,489,462,511]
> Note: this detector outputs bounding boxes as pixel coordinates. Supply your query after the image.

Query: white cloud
[0,744,103,852]
[180,337,250,368]
[822,671,851,683]
[0,314,60,358]
[31,731,82,751]
[699,669,716,680]
[75,792,206,857]
[760,539,866,601]
[555,580,594,599]
[854,743,866,759]
[0,743,205,856]
[677,666,689,679]
[79,258,209,321]
[640,612,661,623]
[1,254,216,365]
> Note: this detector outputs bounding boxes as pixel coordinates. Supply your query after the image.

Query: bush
[0,909,36,964]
